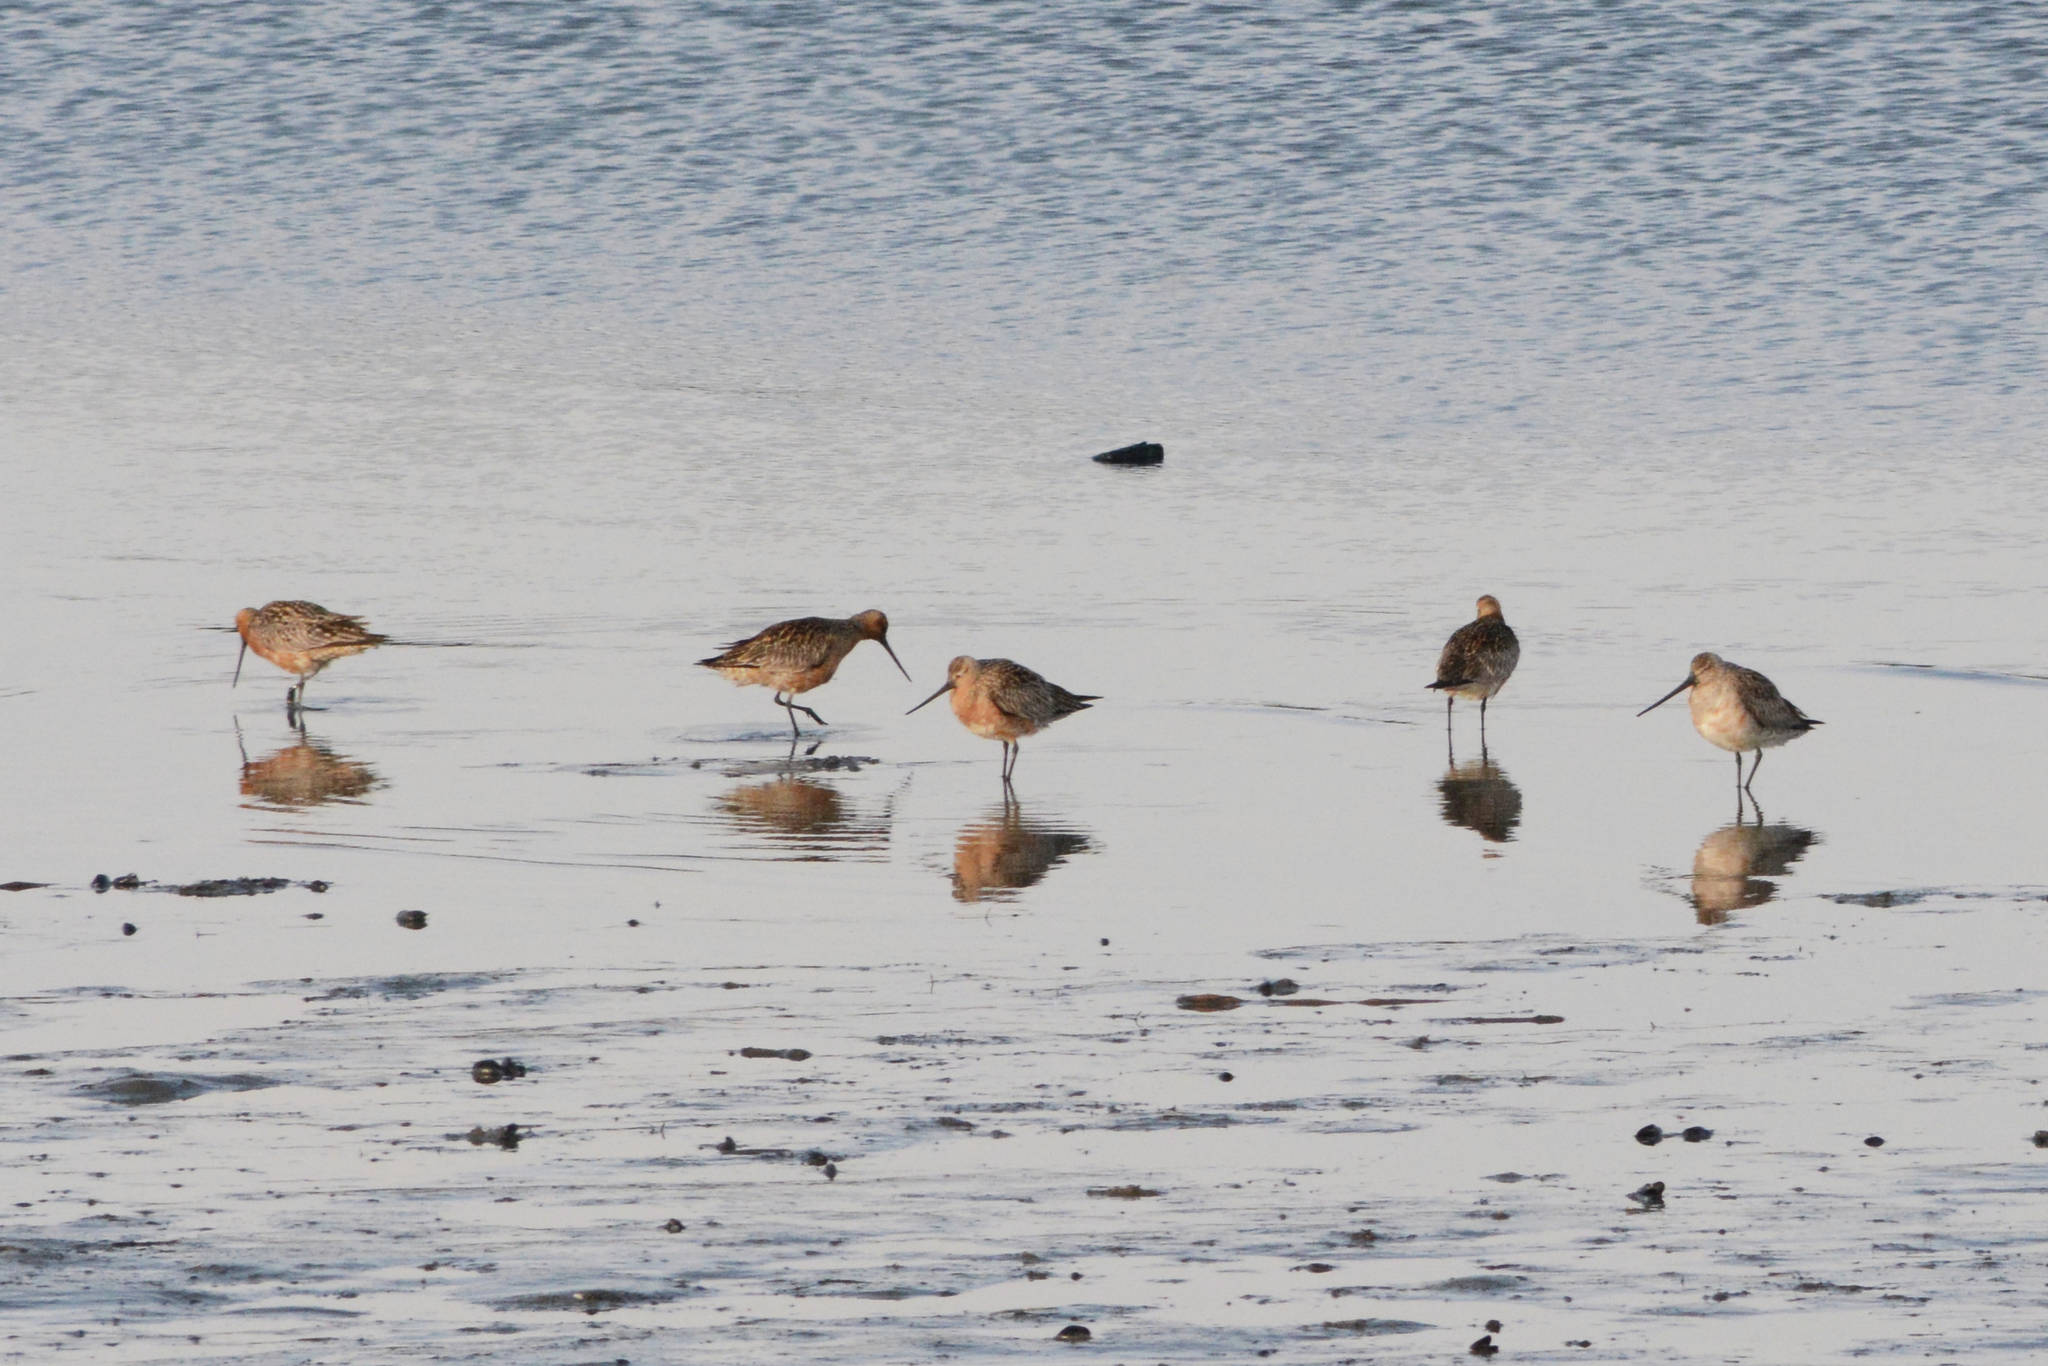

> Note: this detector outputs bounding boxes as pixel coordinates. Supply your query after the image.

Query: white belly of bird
[1690,691,1787,753]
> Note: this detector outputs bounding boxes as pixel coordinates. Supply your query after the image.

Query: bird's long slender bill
[879,639,912,682]
[906,680,953,715]
[1636,676,1695,717]
[232,638,247,688]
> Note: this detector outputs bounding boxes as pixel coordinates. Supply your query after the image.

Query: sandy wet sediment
[7,871,2048,1363]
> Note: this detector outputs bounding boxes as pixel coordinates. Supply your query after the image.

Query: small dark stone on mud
[1055,1323,1092,1342]
[663,1218,684,1233]
[1864,1135,1885,1147]
[717,1136,738,1154]
[1091,440,1163,466]
[935,1116,975,1130]
[464,1123,522,1149]
[1629,1180,1666,1208]
[627,918,640,927]
[1100,937,1109,946]
[1176,993,1243,1012]
[472,1058,530,1085]
[1296,1262,1336,1273]
[395,910,428,929]
[307,880,329,893]
[1682,1125,1714,1142]
[738,1046,813,1061]
[1486,1319,1502,1333]
[1086,1184,1163,1199]
[304,911,322,919]
[1635,1124,1664,1146]
[113,873,142,888]
[823,1162,838,1180]
[1256,978,1300,996]
[1347,1229,1377,1246]
[1,880,51,892]
[804,1149,831,1166]
[1470,1334,1499,1357]
[2031,1130,2048,1148]
[1219,1071,1234,1082]
[121,923,137,936]
[92,874,111,892]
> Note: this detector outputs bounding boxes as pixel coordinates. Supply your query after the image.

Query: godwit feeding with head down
[233,601,388,714]
[1428,595,1520,733]
[1638,652,1821,792]
[907,656,1097,784]
[698,610,910,738]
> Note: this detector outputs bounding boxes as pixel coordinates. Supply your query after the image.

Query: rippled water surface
[4,2,2048,1361]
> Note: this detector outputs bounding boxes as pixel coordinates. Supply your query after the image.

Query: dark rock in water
[464,1123,523,1149]
[174,877,293,897]
[1055,1323,1092,1342]
[79,1070,279,1106]
[1256,978,1300,996]
[1628,1180,1666,1208]
[738,1046,813,1061]
[473,1058,528,1084]
[1092,440,1163,466]
[1176,993,1243,1012]
[1486,1319,1503,1333]
[663,1218,684,1233]
[1470,1334,1500,1357]
[1864,1135,1885,1148]
[716,1135,738,1154]
[1635,1124,1664,1146]
[1,880,51,892]
[92,874,111,892]
[1682,1125,1714,1142]
[121,922,137,936]
[395,910,429,929]
[2032,1130,2048,1149]
[823,1161,838,1180]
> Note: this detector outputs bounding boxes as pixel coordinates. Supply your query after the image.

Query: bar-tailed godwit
[907,656,1097,783]
[1638,652,1821,792]
[698,610,910,738]
[233,601,388,714]
[1428,595,1520,731]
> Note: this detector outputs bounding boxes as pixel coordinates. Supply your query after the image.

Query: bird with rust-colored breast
[1428,595,1520,733]
[908,656,1097,784]
[234,600,388,715]
[698,610,910,738]
[1638,651,1821,793]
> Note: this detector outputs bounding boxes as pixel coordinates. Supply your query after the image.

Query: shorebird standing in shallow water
[908,656,1097,784]
[234,600,388,715]
[698,610,910,739]
[1638,652,1821,793]
[1428,595,1520,734]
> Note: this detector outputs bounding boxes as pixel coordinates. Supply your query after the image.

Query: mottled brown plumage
[698,609,910,737]
[1428,595,1520,730]
[1639,651,1822,792]
[233,600,388,712]
[907,656,1098,783]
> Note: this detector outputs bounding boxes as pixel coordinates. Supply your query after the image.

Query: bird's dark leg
[1478,695,1489,742]
[1743,750,1763,793]
[1000,741,1017,785]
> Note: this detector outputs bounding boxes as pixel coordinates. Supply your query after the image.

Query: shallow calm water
[4,2,2048,1361]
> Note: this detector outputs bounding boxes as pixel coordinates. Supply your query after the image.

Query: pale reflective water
[5,1,2048,1361]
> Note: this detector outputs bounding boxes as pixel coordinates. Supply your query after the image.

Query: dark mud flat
[7,891,2048,1363]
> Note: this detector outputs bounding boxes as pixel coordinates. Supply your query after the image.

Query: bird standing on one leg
[1638,651,1821,793]
[1428,595,1520,736]
[908,656,1097,784]
[234,601,388,716]
[698,610,910,739]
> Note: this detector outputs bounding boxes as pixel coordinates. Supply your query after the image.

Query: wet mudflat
[7,680,2048,1363]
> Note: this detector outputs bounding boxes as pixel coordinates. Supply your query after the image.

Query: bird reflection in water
[1688,803,1820,925]
[1436,739,1523,846]
[713,770,892,860]
[950,798,1095,903]
[237,723,381,810]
